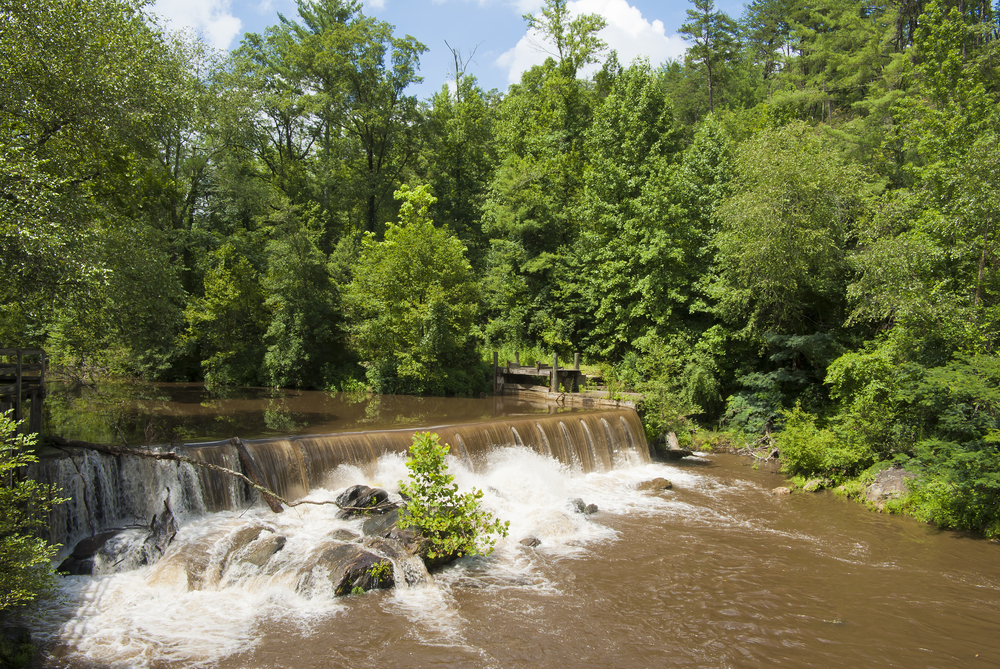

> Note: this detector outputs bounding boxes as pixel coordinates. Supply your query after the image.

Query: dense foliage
[397,432,509,559]
[2,0,999,535]
[0,412,64,612]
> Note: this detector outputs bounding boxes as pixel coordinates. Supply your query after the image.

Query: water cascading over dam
[35,409,650,551]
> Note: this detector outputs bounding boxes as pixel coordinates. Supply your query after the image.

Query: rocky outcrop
[863,467,914,511]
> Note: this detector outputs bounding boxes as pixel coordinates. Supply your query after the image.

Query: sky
[149,0,749,98]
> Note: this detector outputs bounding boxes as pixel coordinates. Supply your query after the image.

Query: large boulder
[864,467,914,511]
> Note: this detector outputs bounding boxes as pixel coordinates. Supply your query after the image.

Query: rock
[771,486,792,496]
[236,532,286,568]
[662,432,693,459]
[519,536,541,547]
[330,528,360,542]
[362,508,401,536]
[305,543,395,596]
[803,479,824,492]
[58,530,123,575]
[59,500,178,576]
[570,498,586,513]
[863,466,914,511]
[336,485,396,517]
[584,503,598,515]
[636,478,673,492]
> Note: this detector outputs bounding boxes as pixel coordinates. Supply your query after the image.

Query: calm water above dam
[28,390,1000,669]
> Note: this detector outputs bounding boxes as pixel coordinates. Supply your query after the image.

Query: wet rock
[330,528,360,542]
[362,507,401,536]
[236,532,286,568]
[59,501,178,576]
[336,485,397,517]
[636,478,673,492]
[520,536,541,547]
[58,530,123,575]
[863,467,914,511]
[771,486,792,496]
[569,498,598,515]
[359,536,429,586]
[307,543,395,596]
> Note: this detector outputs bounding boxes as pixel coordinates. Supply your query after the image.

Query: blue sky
[150,0,748,97]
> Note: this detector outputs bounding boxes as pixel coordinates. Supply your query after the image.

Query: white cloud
[365,0,387,9]
[151,0,242,49]
[496,0,686,85]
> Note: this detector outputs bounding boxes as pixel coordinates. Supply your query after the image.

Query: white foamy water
[32,448,698,668]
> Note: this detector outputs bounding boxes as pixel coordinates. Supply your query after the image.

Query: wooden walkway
[0,348,47,434]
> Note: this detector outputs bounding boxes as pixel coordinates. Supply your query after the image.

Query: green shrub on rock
[397,432,509,561]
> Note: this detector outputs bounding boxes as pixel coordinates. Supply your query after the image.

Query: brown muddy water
[27,389,1000,669]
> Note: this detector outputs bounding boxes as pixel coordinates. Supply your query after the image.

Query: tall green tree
[679,0,740,112]
[344,185,482,395]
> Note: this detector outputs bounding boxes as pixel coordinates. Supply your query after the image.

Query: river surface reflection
[42,381,578,445]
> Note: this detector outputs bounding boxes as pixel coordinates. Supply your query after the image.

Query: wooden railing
[0,348,47,434]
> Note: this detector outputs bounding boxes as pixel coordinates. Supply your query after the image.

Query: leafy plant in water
[397,432,509,560]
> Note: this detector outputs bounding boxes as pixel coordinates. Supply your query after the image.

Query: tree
[0,411,64,612]
[184,244,269,385]
[344,185,482,395]
[397,432,508,561]
[712,122,873,337]
[522,0,608,78]
[0,0,179,359]
[679,0,740,112]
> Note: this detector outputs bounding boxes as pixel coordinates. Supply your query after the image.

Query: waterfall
[32,409,649,552]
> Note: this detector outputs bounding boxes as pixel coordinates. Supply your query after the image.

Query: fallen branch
[42,435,359,514]
[43,435,293,510]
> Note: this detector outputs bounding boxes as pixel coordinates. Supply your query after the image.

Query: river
[27,387,1000,668]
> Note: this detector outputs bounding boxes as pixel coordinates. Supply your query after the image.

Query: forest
[2,0,999,535]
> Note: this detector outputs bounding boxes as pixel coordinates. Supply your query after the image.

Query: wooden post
[550,352,559,393]
[574,352,580,370]
[493,351,499,395]
[514,351,520,366]
[14,350,22,424]
[29,390,42,435]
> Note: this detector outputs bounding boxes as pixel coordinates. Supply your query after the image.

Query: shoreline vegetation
[2,0,999,628]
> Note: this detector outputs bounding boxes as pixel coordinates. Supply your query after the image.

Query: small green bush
[0,410,66,612]
[397,432,509,560]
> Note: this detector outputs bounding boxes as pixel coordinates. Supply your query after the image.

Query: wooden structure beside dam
[492,351,641,409]
[0,348,47,434]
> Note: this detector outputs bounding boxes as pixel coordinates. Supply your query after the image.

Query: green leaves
[0,411,65,611]
[344,185,483,395]
[397,432,509,560]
